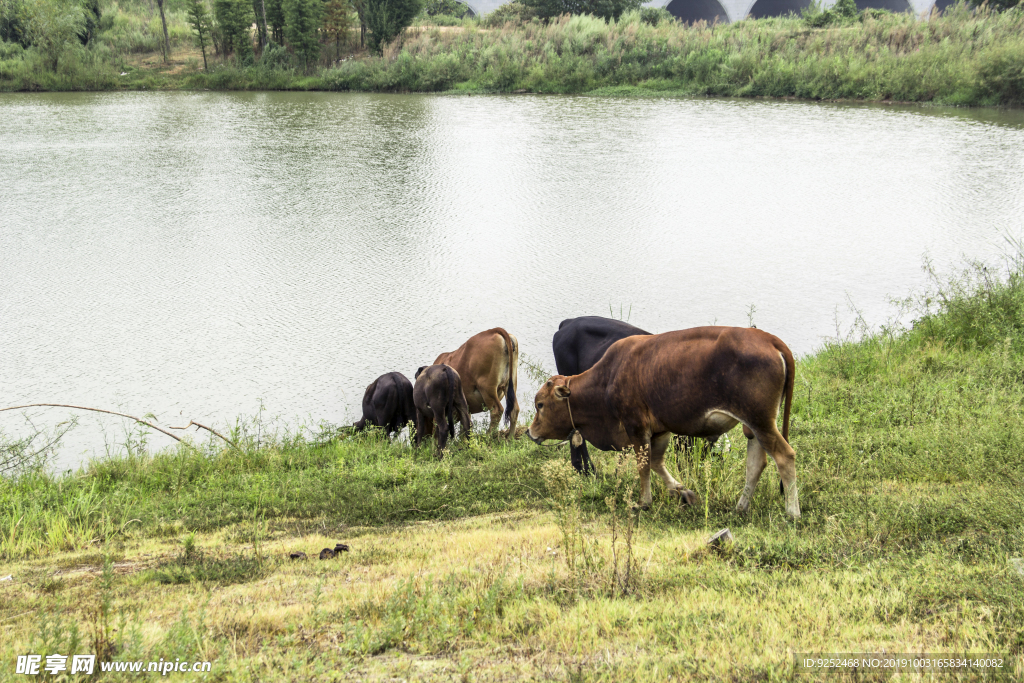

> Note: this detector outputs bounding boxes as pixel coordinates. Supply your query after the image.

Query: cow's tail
[443,364,457,426]
[496,328,518,426]
[774,338,796,497]
[777,339,795,444]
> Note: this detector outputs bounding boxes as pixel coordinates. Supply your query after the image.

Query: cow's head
[527,377,574,445]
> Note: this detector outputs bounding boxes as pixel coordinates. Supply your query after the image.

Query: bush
[421,0,467,16]
[636,6,672,24]
[977,42,1024,104]
[258,39,294,68]
[0,37,23,56]
[480,0,530,25]
[803,0,858,27]
[523,0,642,21]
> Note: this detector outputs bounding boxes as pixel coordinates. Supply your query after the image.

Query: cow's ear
[415,366,427,379]
[554,385,571,399]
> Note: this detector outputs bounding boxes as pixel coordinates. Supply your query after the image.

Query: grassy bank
[2,256,1024,679]
[3,5,1024,105]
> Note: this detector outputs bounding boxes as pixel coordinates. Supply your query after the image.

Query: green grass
[3,4,1024,105]
[2,254,1024,678]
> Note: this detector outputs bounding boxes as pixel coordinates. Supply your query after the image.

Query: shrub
[523,0,642,21]
[637,6,672,24]
[977,42,1024,104]
[803,0,858,27]
[258,39,294,68]
[421,0,467,16]
[480,0,530,25]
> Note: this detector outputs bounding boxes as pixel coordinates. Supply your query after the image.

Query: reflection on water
[2,92,1023,468]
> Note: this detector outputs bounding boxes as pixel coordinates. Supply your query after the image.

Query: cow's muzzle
[526,428,544,445]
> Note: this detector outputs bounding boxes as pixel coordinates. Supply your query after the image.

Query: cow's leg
[433,405,449,457]
[569,440,594,475]
[414,411,432,448]
[651,432,698,506]
[757,426,800,520]
[481,386,503,436]
[374,390,399,438]
[735,427,767,515]
[455,390,472,442]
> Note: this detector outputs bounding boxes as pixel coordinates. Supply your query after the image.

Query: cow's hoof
[631,502,651,513]
[672,488,699,506]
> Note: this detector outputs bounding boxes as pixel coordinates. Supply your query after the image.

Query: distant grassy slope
[2,5,1024,105]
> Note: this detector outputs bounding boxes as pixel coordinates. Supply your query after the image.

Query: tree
[155,0,170,61]
[214,0,254,61]
[77,0,99,45]
[186,0,211,70]
[422,0,467,16]
[252,0,267,50]
[322,0,351,57]
[0,0,30,46]
[25,0,85,70]
[283,0,321,70]
[266,0,284,42]
[523,0,640,20]
[363,0,420,55]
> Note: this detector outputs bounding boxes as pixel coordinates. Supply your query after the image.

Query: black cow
[552,317,651,474]
[353,372,416,438]
[553,316,651,377]
[413,364,472,457]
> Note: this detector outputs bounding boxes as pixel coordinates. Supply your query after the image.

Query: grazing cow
[353,372,416,438]
[433,328,519,438]
[413,364,471,456]
[552,316,651,473]
[527,327,800,519]
[553,316,651,376]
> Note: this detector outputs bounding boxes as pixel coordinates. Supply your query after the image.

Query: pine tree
[215,0,254,60]
[283,0,321,70]
[321,0,351,58]
[186,0,211,70]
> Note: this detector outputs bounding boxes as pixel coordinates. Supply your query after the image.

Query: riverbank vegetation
[1,0,1024,105]
[2,252,1024,679]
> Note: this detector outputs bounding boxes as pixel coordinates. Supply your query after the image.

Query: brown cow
[526,327,800,519]
[433,328,520,438]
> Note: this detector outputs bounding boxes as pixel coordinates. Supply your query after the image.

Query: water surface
[2,92,1023,468]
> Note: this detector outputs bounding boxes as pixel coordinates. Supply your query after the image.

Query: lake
[2,92,1023,469]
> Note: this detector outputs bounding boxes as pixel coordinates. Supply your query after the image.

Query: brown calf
[434,328,520,438]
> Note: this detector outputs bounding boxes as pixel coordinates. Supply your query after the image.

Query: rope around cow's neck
[540,377,582,448]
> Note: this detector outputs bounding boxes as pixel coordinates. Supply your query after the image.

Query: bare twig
[0,404,184,446]
[166,420,238,449]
